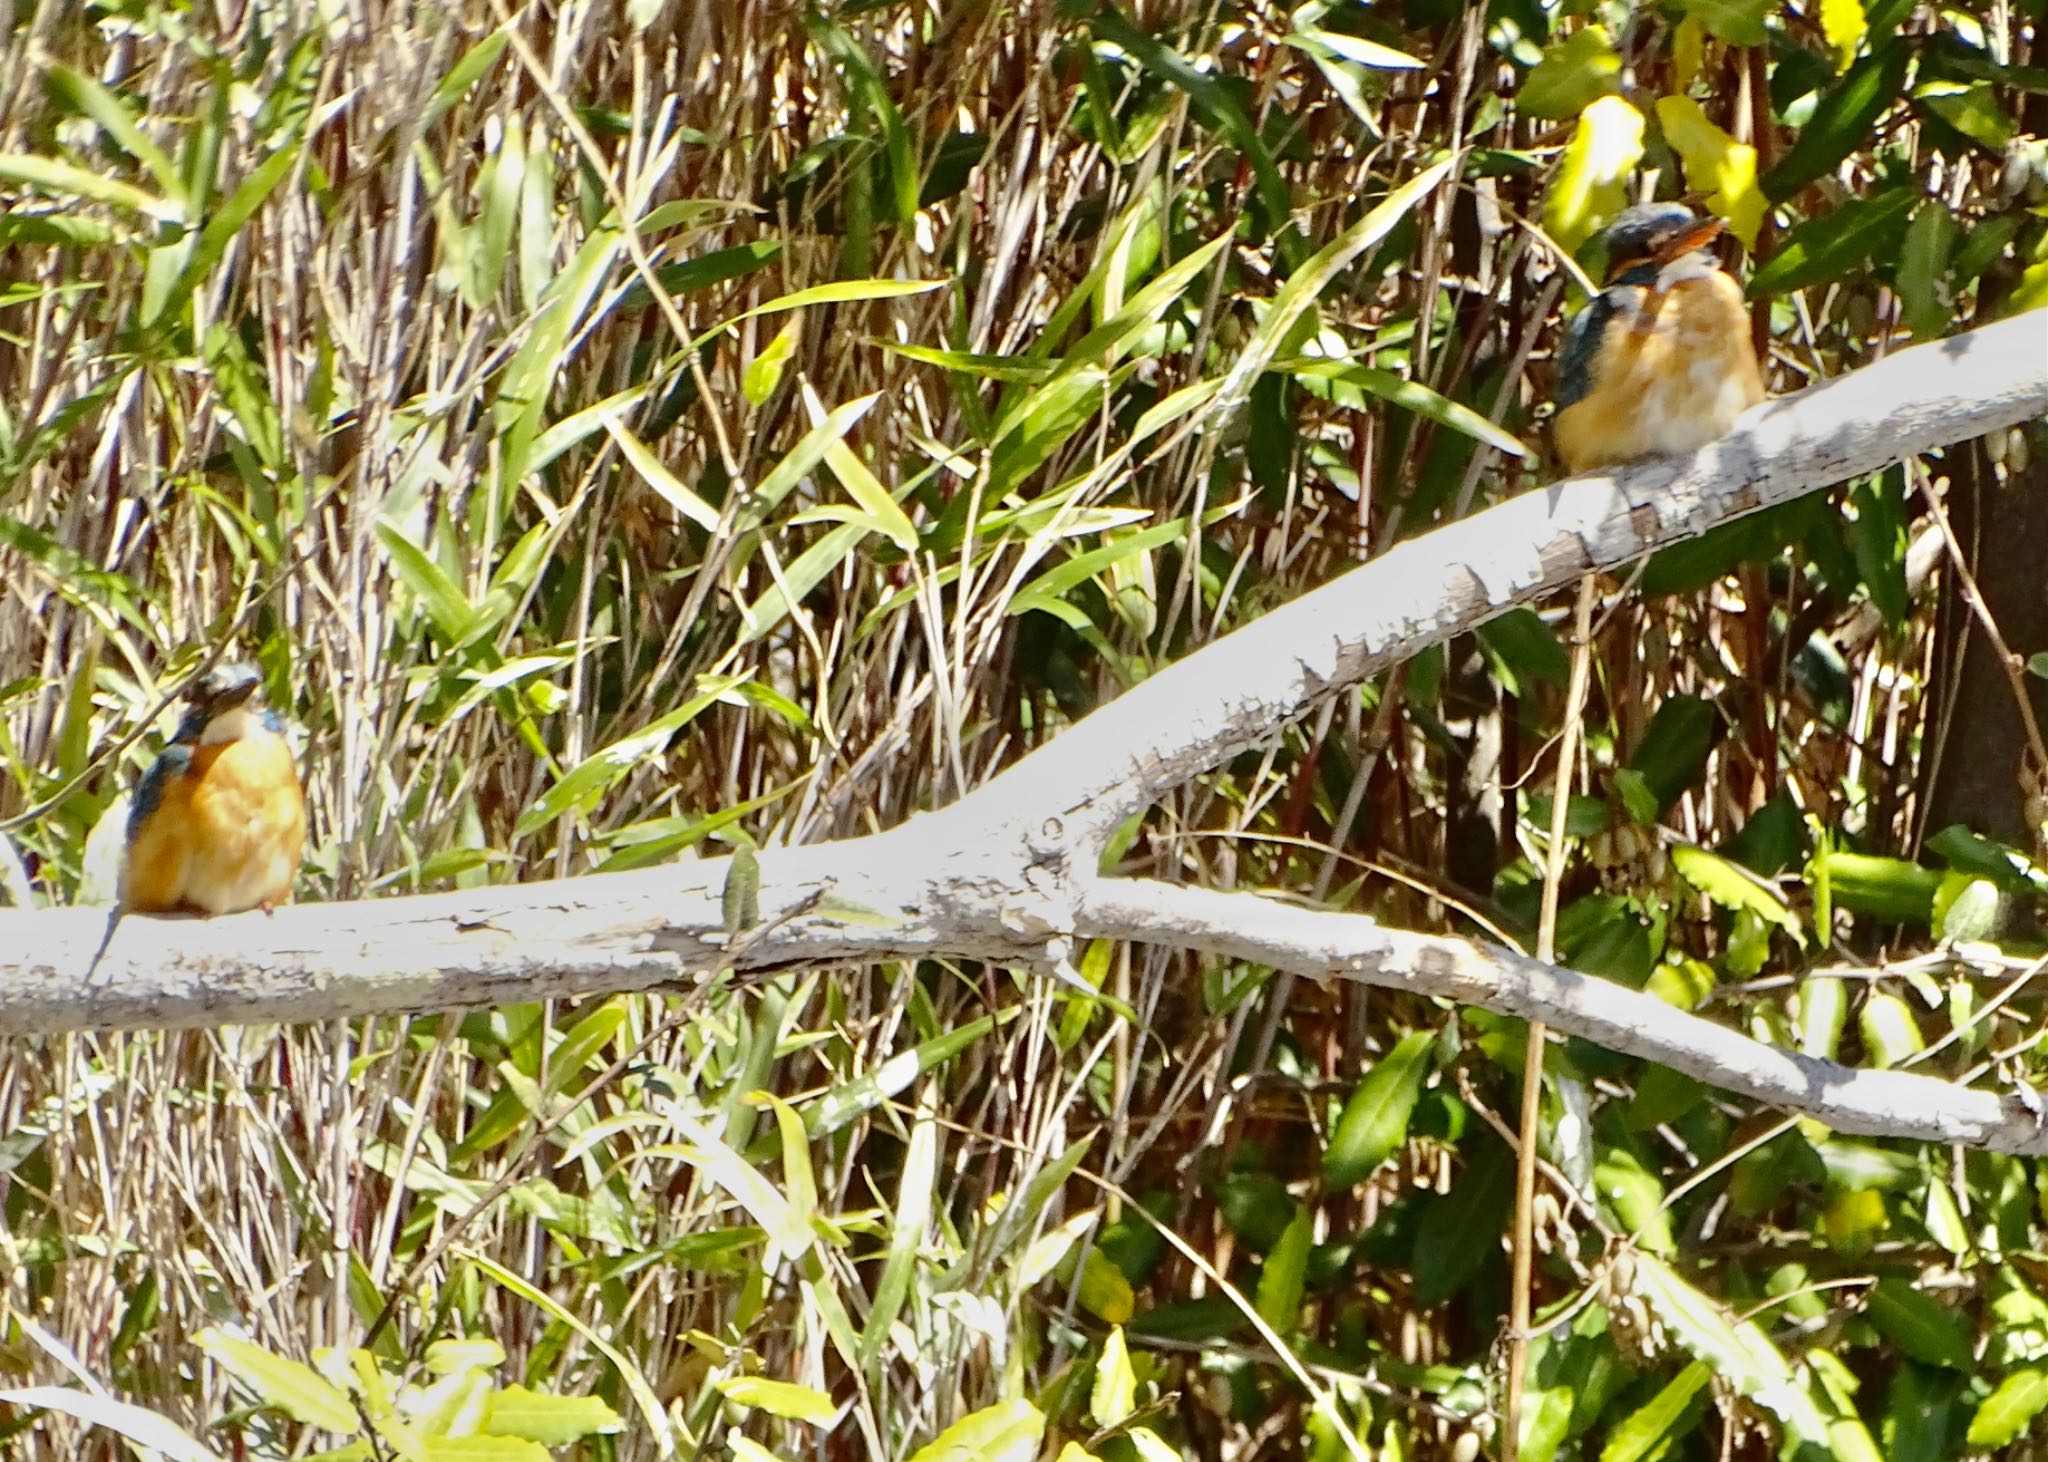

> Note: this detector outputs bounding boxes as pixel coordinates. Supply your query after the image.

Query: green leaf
[1413,1136,1512,1306]
[1812,851,1940,924]
[145,132,305,327]
[880,342,1054,383]
[1896,202,1955,342]
[1624,695,1720,815]
[42,65,185,207]
[802,9,918,227]
[1629,1256,1830,1446]
[748,391,881,518]
[718,1376,838,1424]
[722,844,761,935]
[195,1329,357,1433]
[1282,356,1526,457]
[1826,1187,1884,1253]
[483,1384,624,1443]
[1796,975,1848,1060]
[807,1013,1007,1139]
[1519,26,1622,119]
[1090,1326,1138,1428]
[1546,96,1646,251]
[515,675,743,837]
[603,414,721,530]
[1762,44,1909,201]
[1474,607,1571,694]
[1847,466,1909,630]
[819,439,919,552]
[1916,80,2017,151]
[723,276,945,334]
[901,1397,1045,1462]
[738,521,870,643]
[376,521,479,646]
[1925,823,2043,892]
[1255,1206,1312,1334]
[1599,1361,1711,1462]
[1933,874,2001,943]
[1089,5,1290,233]
[1324,1030,1433,1187]
[1218,158,1454,411]
[1857,992,1924,1069]
[1011,518,1186,622]
[1865,1277,1972,1370]
[424,28,511,128]
[859,1099,938,1376]
[1969,1368,2048,1449]
[469,113,524,307]
[1284,25,1423,72]
[0,152,178,222]
[618,241,782,310]
[1671,845,1803,943]
[1594,1148,1674,1255]
[743,321,800,407]
[1670,0,1769,45]
[1751,185,1917,297]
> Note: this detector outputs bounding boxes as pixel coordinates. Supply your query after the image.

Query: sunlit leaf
[195,1330,356,1433]
[1655,96,1764,249]
[717,1376,838,1424]
[1546,96,1646,252]
[901,1397,1045,1462]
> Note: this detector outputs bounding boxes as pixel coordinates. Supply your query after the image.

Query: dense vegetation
[1,0,2045,1458]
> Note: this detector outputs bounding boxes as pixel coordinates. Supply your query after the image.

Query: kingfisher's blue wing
[129,744,192,842]
[1556,290,1626,412]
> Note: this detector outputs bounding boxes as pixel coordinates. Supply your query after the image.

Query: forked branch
[4,311,2046,1151]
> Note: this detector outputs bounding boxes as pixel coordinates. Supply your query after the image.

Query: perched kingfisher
[1553,202,1766,475]
[120,662,306,915]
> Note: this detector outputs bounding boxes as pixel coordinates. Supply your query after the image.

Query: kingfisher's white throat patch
[199,705,270,744]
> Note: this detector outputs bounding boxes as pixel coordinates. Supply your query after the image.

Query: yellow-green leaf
[901,1397,1045,1462]
[1654,96,1764,249]
[1821,0,1866,68]
[744,321,800,407]
[717,1376,838,1425]
[603,415,721,530]
[482,1384,624,1443]
[1856,991,1924,1069]
[1969,1368,2048,1448]
[196,1329,357,1433]
[1090,1327,1137,1428]
[1077,1246,1136,1324]
[1546,96,1646,252]
[1671,844,1801,942]
[822,438,918,552]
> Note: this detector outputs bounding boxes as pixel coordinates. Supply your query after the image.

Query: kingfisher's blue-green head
[172,662,271,743]
[1599,202,1726,287]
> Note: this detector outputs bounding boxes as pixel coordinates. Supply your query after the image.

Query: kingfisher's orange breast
[123,733,306,915]
[1554,271,1764,475]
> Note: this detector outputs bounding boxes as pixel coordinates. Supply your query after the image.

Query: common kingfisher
[1553,202,1766,475]
[120,662,307,915]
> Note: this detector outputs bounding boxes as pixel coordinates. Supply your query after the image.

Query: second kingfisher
[120,662,307,916]
[1553,201,1766,476]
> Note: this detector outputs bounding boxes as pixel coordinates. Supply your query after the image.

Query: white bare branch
[4,309,2046,1153]
[1076,878,2045,1155]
